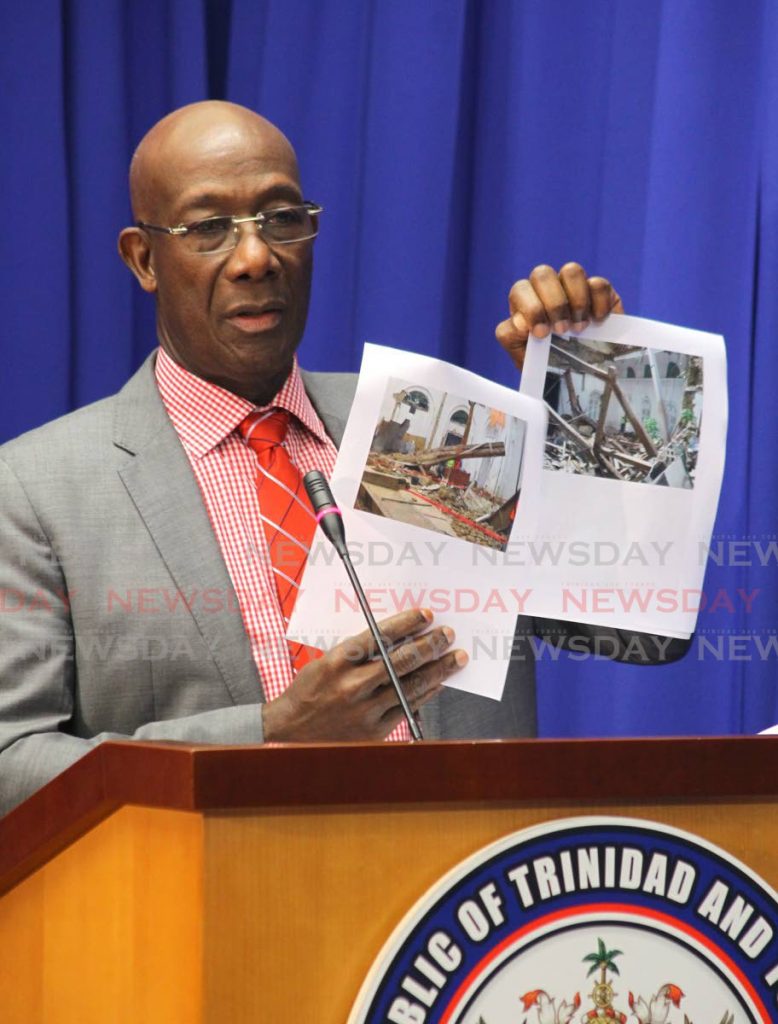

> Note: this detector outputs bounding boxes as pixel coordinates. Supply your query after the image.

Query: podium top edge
[0,735,775,895]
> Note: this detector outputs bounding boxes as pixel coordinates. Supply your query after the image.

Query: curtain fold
[1,0,775,737]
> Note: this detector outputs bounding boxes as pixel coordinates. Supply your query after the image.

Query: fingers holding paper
[261,608,467,742]
[496,262,624,369]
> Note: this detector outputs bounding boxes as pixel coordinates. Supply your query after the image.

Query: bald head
[118,99,315,406]
[129,101,299,222]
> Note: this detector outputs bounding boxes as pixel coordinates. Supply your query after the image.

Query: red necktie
[240,409,410,740]
[239,409,321,672]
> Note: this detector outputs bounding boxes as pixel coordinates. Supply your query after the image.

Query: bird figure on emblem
[520,988,581,1024]
[628,983,684,1023]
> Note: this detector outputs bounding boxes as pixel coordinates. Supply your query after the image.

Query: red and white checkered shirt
[155,346,337,700]
[155,348,411,742]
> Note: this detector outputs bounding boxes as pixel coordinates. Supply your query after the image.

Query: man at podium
[0,101,687,817]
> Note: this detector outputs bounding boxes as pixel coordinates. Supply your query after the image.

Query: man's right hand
[495,262,623,370]
[262,608,467,741]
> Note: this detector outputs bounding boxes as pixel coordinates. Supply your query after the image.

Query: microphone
[303,470,423,741]
[304,469,348,557]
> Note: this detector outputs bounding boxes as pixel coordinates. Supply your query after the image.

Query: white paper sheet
[518,313,727,639]
[289,320,727,701]
[289,343,549,700]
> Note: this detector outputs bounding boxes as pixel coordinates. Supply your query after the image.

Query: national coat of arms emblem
[348,819,778,1024]
[517,937,731,1024]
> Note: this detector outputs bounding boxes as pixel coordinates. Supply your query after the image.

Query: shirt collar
[155,346,331,458]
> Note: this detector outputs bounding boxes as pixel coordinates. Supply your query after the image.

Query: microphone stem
[340,553,423,742]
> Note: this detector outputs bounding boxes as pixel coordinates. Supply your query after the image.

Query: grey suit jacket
[0,354,543,816]
[1,353,689,815]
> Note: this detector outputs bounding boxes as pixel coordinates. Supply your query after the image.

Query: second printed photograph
[543,336,703,489]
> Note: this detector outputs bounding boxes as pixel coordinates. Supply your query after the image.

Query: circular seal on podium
[349,817,778,1023]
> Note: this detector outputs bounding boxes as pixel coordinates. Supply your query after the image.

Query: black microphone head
[304,469,336,514]
[304,469,348,555]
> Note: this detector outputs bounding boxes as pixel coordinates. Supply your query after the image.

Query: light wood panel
[201,799,778,1023]
[4,741,778,1022]
[0,868,44,1021]
[0,806,203,1024]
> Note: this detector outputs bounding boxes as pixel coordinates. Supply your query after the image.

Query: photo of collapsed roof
[544,336,703,489]
[355,379,527,551]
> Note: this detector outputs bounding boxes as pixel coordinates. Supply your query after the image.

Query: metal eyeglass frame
[136,201,323,254]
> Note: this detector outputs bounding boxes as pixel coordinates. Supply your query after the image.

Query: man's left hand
[495,262,623,369]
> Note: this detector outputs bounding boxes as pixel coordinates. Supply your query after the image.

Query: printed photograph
[543,336,703,489]
[355,379,526,551]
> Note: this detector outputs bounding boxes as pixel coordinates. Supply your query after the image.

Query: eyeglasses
[137,201,322,255]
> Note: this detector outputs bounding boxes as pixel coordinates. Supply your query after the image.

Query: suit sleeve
[0,456,266,818]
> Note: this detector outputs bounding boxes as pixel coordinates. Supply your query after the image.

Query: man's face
[129,118,314,403]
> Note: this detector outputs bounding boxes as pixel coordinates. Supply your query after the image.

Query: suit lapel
[300,369,357,447]
[113,356,261,706]
[111,356,361,708]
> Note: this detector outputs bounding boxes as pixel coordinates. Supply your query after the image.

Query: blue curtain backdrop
[1,0,775,737]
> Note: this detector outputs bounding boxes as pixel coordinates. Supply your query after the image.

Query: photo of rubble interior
[544,336,703,489]
[356,379,526,551]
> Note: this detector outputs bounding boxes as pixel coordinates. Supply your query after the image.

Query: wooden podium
[1,736,777,1022]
